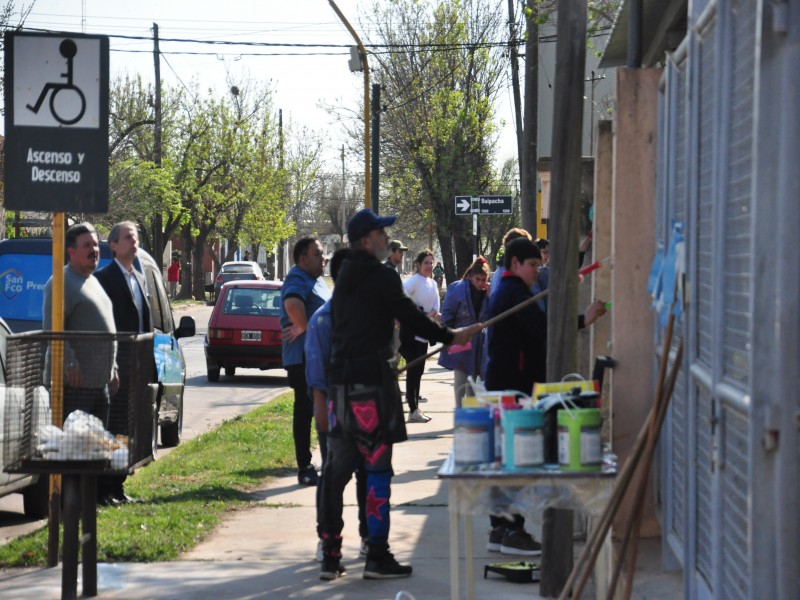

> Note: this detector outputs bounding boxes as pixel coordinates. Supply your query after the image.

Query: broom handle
[397,289,550,374]
[563,303,680,599]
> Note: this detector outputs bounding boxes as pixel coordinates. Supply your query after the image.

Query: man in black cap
[318,209,481,580]
[384,239,408,271]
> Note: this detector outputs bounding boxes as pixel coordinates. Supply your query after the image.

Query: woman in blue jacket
[438,257,491,406]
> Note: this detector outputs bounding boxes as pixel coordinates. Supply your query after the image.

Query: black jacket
[95,260,152,334]
[330,250,454,384]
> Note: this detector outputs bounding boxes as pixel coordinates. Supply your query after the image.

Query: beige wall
[609,68,662,537]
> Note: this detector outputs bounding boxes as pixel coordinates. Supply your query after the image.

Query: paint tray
[483,561,541,584]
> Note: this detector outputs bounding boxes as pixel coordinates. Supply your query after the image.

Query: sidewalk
[0,362,681,599]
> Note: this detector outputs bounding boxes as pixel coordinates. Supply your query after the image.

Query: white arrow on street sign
[454,195,472,215]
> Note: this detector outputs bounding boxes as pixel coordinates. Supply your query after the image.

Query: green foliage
[366,0,506,278]
[0,394,300,566]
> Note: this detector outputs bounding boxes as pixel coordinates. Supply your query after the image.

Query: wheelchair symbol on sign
[26,39,86,125]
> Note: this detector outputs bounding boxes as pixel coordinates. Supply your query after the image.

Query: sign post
[454,195,514,260]
[4,30,109,569]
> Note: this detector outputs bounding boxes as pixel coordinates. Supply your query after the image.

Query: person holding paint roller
[438,256,491,407]
[484,237,607,556]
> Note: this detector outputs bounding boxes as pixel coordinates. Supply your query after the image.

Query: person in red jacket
[167,257,180,299]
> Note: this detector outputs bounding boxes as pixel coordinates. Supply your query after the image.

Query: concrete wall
[609,68,662,537]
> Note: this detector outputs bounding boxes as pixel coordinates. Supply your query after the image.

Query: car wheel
[225,366,236,377]
[22,475,50,519]
[207,366,220,382]
[161,394,183,448]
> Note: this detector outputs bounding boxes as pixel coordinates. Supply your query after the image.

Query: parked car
[0,315,50,518]
[0,238,195,450]
[214,261,264,297]
[204,280,283,381]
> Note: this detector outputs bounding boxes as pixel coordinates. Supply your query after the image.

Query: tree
[365,0,507,283]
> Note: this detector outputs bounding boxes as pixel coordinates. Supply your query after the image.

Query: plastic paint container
[557,408,602,471]
[501,408,545,471]
[453,408,494,466]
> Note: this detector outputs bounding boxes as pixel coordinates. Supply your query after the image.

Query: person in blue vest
[280,237,330,486]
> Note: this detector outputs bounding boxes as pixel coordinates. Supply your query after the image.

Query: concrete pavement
[0,357,681,599]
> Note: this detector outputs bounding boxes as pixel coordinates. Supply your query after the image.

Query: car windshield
[221,264,255,274]
[223,288,281,316]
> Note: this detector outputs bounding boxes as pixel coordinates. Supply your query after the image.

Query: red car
[204,280,283,381]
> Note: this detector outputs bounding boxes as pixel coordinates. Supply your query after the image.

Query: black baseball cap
[347,209,396,243]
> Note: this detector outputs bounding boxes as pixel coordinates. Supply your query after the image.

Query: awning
[598,0,688,69]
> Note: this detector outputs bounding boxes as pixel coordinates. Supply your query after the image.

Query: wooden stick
[621,341,684,600]
[397,288,550,374]
[563,307,679,599]
[605,341,683,599]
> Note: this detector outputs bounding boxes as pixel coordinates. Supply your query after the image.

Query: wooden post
[541,0,587,596]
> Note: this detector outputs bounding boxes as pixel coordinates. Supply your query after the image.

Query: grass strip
[0,392,299,567]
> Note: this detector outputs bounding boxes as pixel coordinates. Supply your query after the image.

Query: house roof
[599,0,688,69]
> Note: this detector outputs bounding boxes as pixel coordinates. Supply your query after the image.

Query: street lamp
[329,0,371,210]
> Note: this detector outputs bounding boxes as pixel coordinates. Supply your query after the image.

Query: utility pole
[341,144,347,242]
[522,0,539,235]
[540,0,588,595]
[329,0,370,209]
[152,23,163,270]
[371,83,380,214]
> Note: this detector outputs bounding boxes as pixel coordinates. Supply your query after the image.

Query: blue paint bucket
[501,408,545,471]
[453,408,494,466]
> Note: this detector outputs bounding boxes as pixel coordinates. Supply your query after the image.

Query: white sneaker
[417,396,429,403]
[407,409,431,423]
[316,539,323,562]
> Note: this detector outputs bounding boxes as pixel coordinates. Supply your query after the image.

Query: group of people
[277,209,479,580]
[277,208,607,581]
[43,221,155,506]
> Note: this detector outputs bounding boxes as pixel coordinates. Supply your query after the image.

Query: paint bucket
[501,408,545,471]
[453,407,494,466]
[557,408,602,471]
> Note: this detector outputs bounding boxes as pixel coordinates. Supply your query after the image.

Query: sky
[11,0,519,174]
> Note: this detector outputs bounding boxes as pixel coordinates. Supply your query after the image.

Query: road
[0,303,290,543]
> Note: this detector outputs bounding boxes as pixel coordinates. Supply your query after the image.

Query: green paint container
[557,408,602,471]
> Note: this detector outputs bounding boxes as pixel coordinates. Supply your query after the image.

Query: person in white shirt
[400,250,440,423]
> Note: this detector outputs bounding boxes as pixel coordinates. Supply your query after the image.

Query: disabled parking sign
[4,31,109,212]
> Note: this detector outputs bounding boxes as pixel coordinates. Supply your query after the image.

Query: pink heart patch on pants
[352,400,379,433]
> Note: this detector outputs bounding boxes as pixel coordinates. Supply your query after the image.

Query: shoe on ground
[359,538,368,557]
[417,396,428,403]
[407,409,431,423]
[298,465,319,486]
[487,525,505,552]
[500,528,542,556]
[363,552,413,579]
[316,539,324,562]
[320,557,346,580]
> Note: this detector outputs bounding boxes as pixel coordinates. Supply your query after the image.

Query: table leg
[61,474,80,600]
[448,483,459,600]
[81,475,98,597]
[465,513,475,600]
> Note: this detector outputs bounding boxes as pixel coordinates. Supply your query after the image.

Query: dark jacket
[486,272,586,395]
[329,250,455,443]
[95,260,152,334]
[485,272,548,394]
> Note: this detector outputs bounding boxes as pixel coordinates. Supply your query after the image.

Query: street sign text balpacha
[454,195,513,215]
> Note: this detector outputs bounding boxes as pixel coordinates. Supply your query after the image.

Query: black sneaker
[487,525,505,552]
[298,465,319,486]
[320,557,346,580]
[363,552,413,579]
[500,528,542,556]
